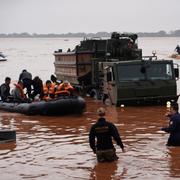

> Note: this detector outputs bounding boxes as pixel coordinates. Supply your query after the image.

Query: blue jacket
[162,113,180,146]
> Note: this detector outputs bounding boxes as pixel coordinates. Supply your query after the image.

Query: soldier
[89,107,124,162]
[19,69,32,98]
[175,45,180,55]
[161,102,180,146]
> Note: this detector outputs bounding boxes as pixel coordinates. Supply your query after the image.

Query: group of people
[89,102,180,163]
[0,69,74,103]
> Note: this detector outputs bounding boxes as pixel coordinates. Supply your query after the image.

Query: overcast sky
[0,0,180,34]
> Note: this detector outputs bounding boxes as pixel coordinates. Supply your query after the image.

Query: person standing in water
[175,45,180,55]
[89,107,125,162]
[161,102,180,146]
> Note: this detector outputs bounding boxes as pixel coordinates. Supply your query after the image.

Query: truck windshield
[117,63,173,81]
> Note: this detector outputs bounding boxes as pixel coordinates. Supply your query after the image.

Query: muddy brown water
[0,98,180,179]
[1,37,180,179]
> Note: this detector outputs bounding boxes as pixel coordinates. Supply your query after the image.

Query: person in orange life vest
[50,74,62,93]
[43,80,55,100]
[55,80,74,97]
[11,81,27,103]
[50,74,62,86]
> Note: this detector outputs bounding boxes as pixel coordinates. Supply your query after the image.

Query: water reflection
[168,147,180,178]
[0,101,180,179]
[0,142,16,151]
[90,161,127,180]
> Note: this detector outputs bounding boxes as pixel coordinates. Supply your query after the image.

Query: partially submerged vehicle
[54,32,179,106]
[0,96,86,116]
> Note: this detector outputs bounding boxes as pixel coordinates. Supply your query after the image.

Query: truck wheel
[104,98,111,106]
[103,94,112,105]
[90,89,100,99]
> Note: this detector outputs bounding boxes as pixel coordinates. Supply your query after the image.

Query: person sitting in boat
[31,76,44,100]
[0,77,12,102]
[175,45,180,55]
[43,80,55,101]
[55,80,74,97]
[11,81,29,103]
[50,74,61,89]
[19,69,32,98]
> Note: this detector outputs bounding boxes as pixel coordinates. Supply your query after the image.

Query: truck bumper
[116,95,179,106]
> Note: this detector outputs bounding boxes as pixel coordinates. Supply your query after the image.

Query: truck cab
[54,32,179,106]
[101,59,179,106]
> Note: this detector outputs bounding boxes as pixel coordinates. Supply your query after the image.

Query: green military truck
[54,32,179,106]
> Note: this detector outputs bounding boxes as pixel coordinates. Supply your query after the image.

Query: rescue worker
[11,81,27,103]
[31,76,44,100]
[50,74,58,85]
[55,80,74,97]
[43,80,55,100]
[19,69,32,98]
[175,45,180,55]
[0,77,12,102]
[161,102,180,146]
[89,107,125,162]
[50,74,62,93]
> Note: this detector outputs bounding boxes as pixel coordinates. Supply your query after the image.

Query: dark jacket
[162,113,180,146]
[89,118,124,152]
[0,83,10,101]
[19,71,32,81]
[31,77,44,99]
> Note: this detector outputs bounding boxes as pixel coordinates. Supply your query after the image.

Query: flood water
[0,37,180,179]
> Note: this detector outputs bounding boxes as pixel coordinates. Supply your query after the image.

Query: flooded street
[0,37,180,179]
[0,98,180,179]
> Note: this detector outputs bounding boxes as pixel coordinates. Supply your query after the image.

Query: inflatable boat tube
[0,130,16,143]
[0,96,86,116]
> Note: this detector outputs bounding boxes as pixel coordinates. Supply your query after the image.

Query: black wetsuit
[162,113,180,146]
[89,118,124,153]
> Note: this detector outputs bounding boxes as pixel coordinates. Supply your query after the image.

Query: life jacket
[43,83,55,99]
[14,83,25,98]
[55,83,74,96]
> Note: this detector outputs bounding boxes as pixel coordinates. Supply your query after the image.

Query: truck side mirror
[174,68,179,79]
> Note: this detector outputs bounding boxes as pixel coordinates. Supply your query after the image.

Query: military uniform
[89,117,124,162]
[162,113,180,146]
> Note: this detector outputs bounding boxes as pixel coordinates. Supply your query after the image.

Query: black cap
[171,101,179,112]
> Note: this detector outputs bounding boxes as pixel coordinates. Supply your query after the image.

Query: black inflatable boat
[0,96,86,116]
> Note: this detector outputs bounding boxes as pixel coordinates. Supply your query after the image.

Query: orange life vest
[14,83,25,98]
[55,83,74,96]
[43,83,55,100]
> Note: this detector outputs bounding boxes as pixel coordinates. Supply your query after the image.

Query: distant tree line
[0,30,180,38]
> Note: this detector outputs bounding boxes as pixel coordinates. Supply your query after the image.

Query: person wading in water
[161,102,180,146]
[89,107,125,162]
